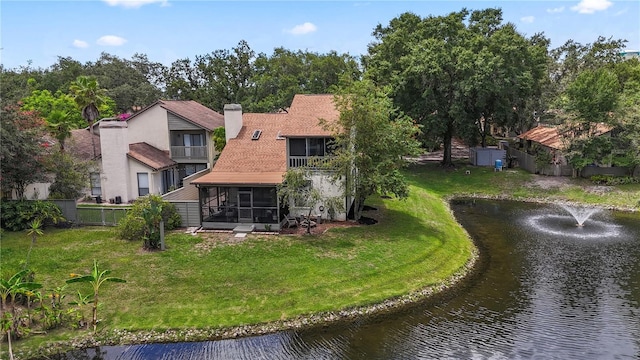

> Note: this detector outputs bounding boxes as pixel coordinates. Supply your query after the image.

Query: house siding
[167,113,201,131]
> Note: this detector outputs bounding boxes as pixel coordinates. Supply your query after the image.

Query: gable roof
[518,123,613,150]
[125,100,224,131]
[193,94,339,186]
[128,142,177,171]
[280,94,339,137]
[158,100,224,131]
[68,128,101,160]
[518,126,563,149]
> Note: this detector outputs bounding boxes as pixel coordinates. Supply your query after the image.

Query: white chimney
[224,104,242,142]
[99,120,131,203]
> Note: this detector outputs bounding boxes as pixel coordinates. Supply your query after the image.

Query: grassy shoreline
[3,163,639,359]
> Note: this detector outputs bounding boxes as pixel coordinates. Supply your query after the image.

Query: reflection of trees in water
[52,200,640,359]
[57,346,106,360]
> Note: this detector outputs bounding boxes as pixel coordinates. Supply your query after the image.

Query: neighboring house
[517,123,612,165]
[513,123,614,176]
[70,100,224,203]
[192,94,352,231]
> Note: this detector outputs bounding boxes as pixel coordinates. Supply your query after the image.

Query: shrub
[0,200,65,231]
[590,175,640,185]
[117,195,181,245]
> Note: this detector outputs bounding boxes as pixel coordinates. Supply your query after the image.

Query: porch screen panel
[289,138,306,156]
[253,187,277,207]
[308,138,325,156]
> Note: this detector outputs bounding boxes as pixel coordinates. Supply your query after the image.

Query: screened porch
[200,186,283,230]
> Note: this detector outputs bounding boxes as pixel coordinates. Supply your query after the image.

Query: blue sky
[2,0,638,70]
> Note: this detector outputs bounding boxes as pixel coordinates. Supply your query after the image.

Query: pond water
[56,200,640,359]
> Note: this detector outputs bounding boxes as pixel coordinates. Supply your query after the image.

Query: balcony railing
[288,156,332,169]
[171,146,208,160]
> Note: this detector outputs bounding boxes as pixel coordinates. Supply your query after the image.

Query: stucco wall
[289,172,348,221]
[127,105,170,151]
[100,121,131,203]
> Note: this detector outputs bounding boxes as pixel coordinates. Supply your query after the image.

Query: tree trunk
[7,329,14,360]
[441,124,454,167]
[90,125,97,159]
[92,293,98,333]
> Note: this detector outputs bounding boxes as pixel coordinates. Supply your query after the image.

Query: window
[90,173,101,196]
[137,173,149,196]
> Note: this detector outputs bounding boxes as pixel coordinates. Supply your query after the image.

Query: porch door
[238,189,253,223]
[184,134,192,157]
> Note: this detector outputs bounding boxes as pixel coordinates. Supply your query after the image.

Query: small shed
[469,147,506,166]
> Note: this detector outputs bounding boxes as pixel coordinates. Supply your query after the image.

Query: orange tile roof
[193,94,340,186]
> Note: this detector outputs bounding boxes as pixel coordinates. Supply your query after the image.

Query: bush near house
[117,195,181,246]
[590,175,640,185]
[0,200,65,231]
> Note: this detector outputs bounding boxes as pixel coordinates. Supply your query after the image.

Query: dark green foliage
[46,152,90,200]
[0,201,65,231]
[212,126,226,153]
[117,195,181,247]
[366,8,548,165]
[590,175,639,185]
[0,105,48,199]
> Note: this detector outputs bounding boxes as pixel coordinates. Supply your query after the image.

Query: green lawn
[2,162,639,358]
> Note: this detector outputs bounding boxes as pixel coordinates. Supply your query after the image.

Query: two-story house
[192,94,351,231]
[81,100,224,203]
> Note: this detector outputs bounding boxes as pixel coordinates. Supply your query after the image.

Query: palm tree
[25,219,43,269]
[69,76,108,158]
[46,110,73,153]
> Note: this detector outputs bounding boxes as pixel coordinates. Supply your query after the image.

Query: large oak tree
[366,8,548,166]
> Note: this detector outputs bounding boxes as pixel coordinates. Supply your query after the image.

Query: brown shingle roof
[518,126,563,149]
[68,128,101,160]
[194,113,288,185]
[518,123,613,150]
[193,94,340,186]
[280,94,339,137]
[128,142,177,171]
[159,100,224,131]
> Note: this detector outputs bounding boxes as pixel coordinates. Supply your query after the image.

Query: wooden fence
[507,147,635,177]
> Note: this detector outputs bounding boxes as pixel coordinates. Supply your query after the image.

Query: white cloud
[73,39,89,48]
[571,0,613,14]
[97,35,128,46]
[287,22,318,35]
[102,0,168,9]
[546,6,565,13]
[520,16,535,24]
